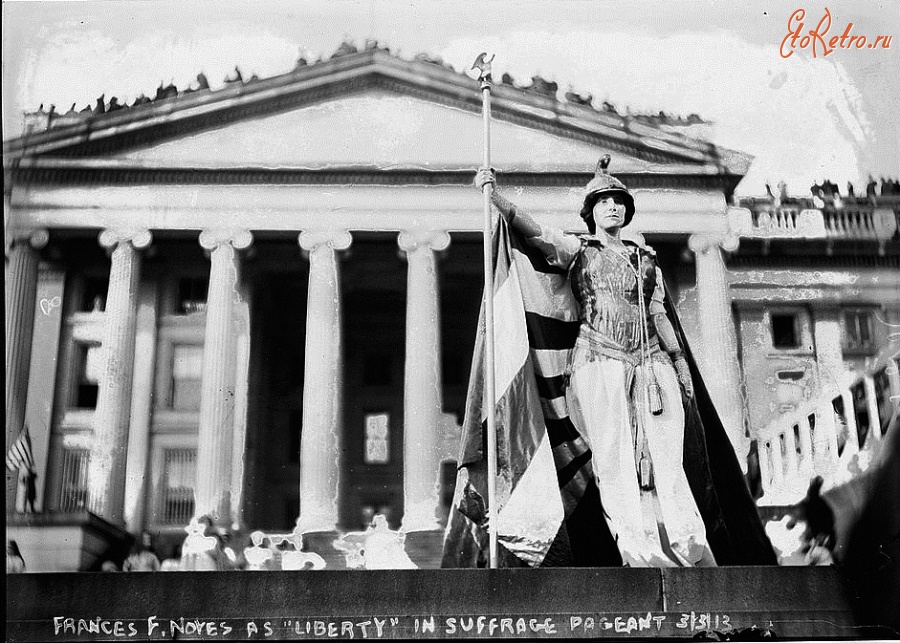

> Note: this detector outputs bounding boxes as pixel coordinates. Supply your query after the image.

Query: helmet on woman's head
[580,155,635,228]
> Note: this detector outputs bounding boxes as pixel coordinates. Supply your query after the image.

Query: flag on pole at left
[6,426,35,474]
[441,218,614,567]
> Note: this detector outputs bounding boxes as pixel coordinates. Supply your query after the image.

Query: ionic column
[295,230,352,534]
[688,233,747,466]
[398,230,451,533]
[5,229,49,509]
[230,293,252,531]
[195,229,253,524]
[87,228,152,523]
[123,281,159,532]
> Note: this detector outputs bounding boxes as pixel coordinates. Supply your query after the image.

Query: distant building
[5,47,899,570]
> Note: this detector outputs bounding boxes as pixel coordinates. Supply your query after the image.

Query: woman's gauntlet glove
[474,168,519,223]
[671,352,694,399]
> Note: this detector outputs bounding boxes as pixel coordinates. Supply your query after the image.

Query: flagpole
[472,52,499,569]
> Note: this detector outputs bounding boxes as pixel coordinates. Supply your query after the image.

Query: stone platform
[5,566,889,641]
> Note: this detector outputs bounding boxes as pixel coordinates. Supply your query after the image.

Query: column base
[300,530,347,570]
[403,529,445,569]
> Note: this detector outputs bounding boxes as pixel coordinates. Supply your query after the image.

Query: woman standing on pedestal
[475,158,715,567]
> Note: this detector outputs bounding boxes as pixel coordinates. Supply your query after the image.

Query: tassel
[639,452,655,491]
[647,370,664,416]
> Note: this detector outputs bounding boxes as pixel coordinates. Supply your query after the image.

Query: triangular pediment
[109,90,657,172]
[5,49,749,178]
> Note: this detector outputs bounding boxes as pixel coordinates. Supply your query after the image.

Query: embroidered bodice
[524,225,669,366]
[570,240,662,357]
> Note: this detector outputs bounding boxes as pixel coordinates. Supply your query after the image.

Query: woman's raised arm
[475,168,580,268]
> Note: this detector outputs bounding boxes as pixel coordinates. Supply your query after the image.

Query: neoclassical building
[5,46,899,570]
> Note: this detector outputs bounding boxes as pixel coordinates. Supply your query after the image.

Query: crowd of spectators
[27,38,707,137]
[744,176,900,210]
[81,515,330,573]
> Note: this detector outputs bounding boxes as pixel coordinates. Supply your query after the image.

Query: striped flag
[442,219,618,567]
[6,426,35,474]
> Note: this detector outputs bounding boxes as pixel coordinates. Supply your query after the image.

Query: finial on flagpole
[471,52,495,90]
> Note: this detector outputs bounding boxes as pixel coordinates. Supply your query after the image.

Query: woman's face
[592,194,626,232]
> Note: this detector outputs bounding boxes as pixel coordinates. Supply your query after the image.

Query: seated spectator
[160,545,182,572]
[7,540,26,573]
[181,516,220,571]
[123,530,161,572]
[244,531,275,571]
[281,532,326,571]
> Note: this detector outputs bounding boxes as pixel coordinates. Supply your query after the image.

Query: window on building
[771,313,799,349]
[171,345,204,410]
[59,448,90,512]
[79,276,108,313]
[843,310,874,352]
[73,343,102,408]
[364,412,390,464]
[160,448,196,525]
[177,277,209,315]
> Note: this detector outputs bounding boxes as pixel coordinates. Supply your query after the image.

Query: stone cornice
[3,49,743,172]
[727,243,900,268]
[6,161,744,194]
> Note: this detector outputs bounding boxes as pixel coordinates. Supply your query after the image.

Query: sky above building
[3,0,898,196]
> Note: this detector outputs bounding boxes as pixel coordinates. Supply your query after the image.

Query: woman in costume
[475,157,715,567]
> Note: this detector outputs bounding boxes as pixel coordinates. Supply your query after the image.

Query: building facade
[5,47,899,569]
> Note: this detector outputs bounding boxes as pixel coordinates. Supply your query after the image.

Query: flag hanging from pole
[441,218,618,567]
[6,426,36,474]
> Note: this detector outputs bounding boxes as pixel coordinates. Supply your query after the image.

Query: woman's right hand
[474,167,496,191]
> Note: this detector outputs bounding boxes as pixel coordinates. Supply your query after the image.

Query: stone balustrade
[728,204,898,242]
[756,347,899,507]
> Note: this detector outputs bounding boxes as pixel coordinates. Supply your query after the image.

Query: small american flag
[6,426,35,474]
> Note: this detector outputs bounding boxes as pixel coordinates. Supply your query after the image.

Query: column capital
[688,232,739,255]
[99,228,152,252]
[298,229,353,253]
[6,228,49,257]
[397,230,451,255]
[199,229,253,252]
